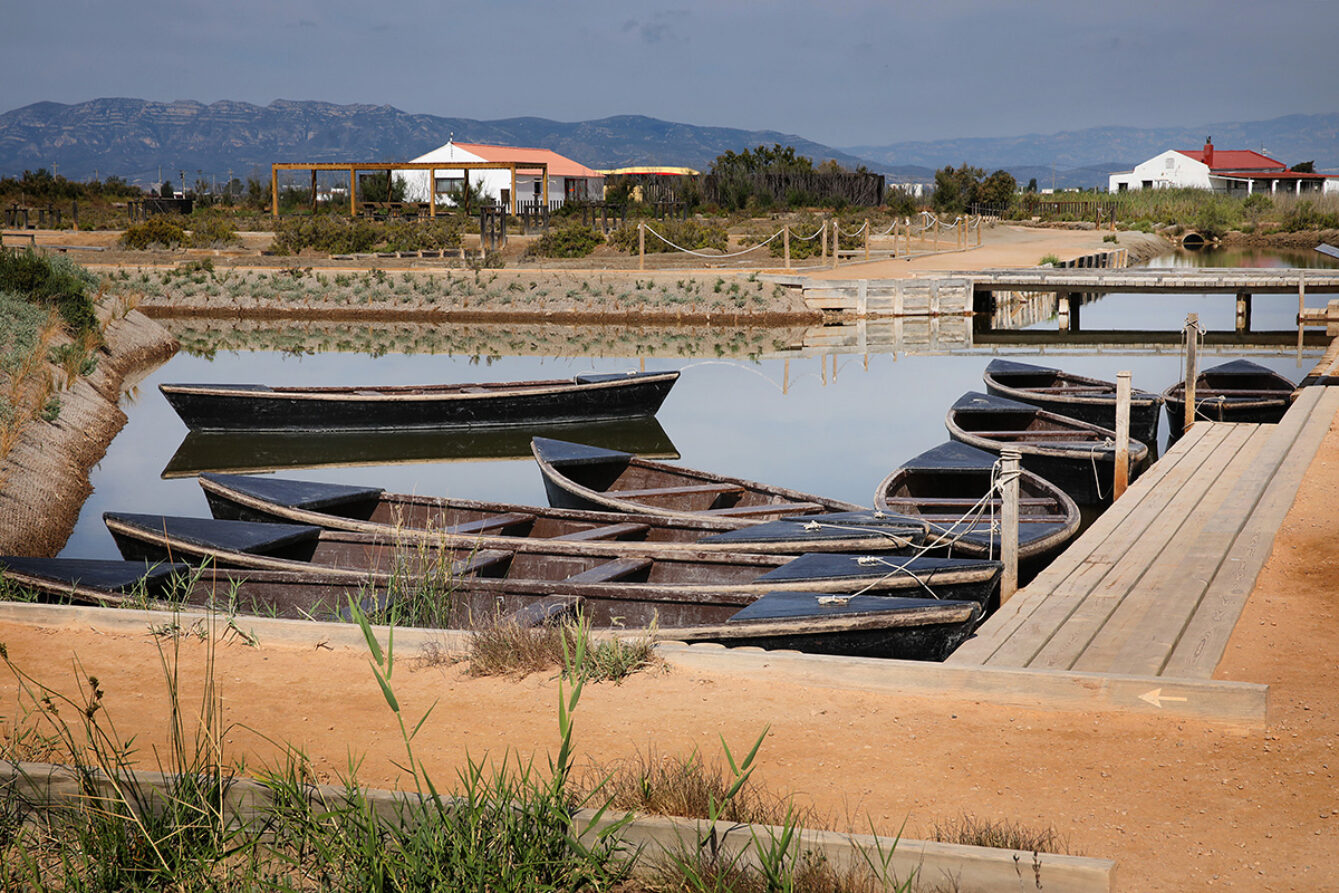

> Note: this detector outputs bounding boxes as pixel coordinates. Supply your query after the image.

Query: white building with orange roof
[398,140,604,209]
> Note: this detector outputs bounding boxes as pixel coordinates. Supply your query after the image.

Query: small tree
[979,170,1018,208]
[159,181,175,198]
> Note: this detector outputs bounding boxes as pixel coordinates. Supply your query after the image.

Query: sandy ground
[0,415,1335,891]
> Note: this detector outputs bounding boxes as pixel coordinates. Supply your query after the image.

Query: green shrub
[272,215,380,255]
[0,249,99,336]
[120,217,188,249]
[530,222,604,258]
[380,218,462,252]
[186,212,240,247]
[609,218,728,254]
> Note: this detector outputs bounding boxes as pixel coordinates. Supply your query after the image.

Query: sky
[3,0,1337,148]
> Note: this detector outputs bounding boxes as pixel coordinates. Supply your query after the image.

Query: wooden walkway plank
[1027,424,1261,671]
[947,423,1217,665]
[1070,425,1276,676]
[974,424,1236,668]
[1162,387,1339,678]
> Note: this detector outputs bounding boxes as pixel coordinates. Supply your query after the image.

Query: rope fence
[632,213,990,270]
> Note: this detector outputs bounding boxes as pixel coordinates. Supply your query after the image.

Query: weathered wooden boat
[102,512,1004,620]
[199,472,928,557]
[1162,359,1295,440]
[0,557,979,662]
[0,556,381,620]
[530,591,981,662]
[159,370,680,432]
[872,441,1080,568]
[982,359,1163,445]
[531,437,867,525]
[161,416,678,479]
[945,392,1150,505]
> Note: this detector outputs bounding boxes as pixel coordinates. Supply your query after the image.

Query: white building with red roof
[1109,139,1334,195]
[398,140,604,209]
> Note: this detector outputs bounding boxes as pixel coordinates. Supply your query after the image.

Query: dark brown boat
[945,392,1150,505]
[159,370,679,432]
[873,441,1080,567]
[0,557,981,662]
[199,472,928,557]
[101,512,1004,621]
[1162,359,1295,440]
[983,359,1162,445]
[531,437,867,525]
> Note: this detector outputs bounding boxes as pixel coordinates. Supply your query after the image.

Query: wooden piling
[1184,313,1199,435]
[1114,371,1131,500]
[1000,449,1021,603]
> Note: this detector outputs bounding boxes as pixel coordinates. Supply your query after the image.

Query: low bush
[271,215,380,255]
[186,211,240,247]
[0,249,99,336]
[609,218,728,254]
[120,216,188,249]
[381,218,463,252]
[530,222,604,258]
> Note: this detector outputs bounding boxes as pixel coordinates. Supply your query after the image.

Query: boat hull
[983,359,1162,446]
[160,371,679,432]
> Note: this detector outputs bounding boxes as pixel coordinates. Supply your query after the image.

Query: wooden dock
[948,384,1339,680]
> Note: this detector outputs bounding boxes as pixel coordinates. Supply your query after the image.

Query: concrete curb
[1,760,1115,892]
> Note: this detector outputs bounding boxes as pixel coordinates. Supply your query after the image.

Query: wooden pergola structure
[269,161,549,217]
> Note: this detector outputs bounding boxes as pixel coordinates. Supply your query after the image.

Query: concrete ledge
[656,643,1268,728]
[0,600,1267,726]
[1,760,1116,893]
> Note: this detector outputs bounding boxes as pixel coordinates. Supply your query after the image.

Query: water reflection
[162,416,678,479]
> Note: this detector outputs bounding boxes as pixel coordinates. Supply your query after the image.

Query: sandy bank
[0,310,178,555]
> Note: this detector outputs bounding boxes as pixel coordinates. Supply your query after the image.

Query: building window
[1117,182,1128,192]
[1141,180,1153,190]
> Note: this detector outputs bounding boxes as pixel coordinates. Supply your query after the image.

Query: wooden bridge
[968,267,1339,296]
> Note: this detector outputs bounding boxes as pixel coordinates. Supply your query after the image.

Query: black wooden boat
[199,472,928,557]
[982,359,1163,445]
[102,512,1004,620]
[0,557,979,662]
[945,392,1150,505]
[161,416,678,479]
[532,437,867,525]
[1162,359,1295,440]
[872,441,1080,567]
[0,556,381,620]
[538,591,981,661]
[159,370,680,432]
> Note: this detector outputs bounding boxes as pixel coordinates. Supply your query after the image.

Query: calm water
[57,250,1333,560]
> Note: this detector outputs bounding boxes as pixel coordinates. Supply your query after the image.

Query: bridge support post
[1235,291,1252,333]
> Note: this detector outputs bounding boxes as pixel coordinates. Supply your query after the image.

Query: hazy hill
[843,113,1339,180]
[0,98,880,187]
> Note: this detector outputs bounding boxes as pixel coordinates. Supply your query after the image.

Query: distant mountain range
[1,98,1335,191]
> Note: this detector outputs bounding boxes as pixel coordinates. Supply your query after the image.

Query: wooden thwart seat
[615,483,746,500]
[705,501,823,517]
[562,557,654,584]
[445,513,535,535]
[449,549,513,575]
[552,522,651,542]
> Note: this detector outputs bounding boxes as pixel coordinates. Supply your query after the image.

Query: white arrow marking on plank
[1140,688,1189,709]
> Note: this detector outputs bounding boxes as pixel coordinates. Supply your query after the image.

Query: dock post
[1235,291,1252,333]
[1299,278,1307,322]
[1184,313,1199,435]
[1000,449,1021,604]
[1114,371,1131,500]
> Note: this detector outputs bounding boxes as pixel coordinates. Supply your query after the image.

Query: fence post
[1184,313,1199,435]
[821,220,828,263]
[638,221,645,271]
[783,224,790,269]
[1114,371,1131,500]
[1000,448,1021,604]
[864,218,869,260]
[977,216,982,246]
[832,220,840,269]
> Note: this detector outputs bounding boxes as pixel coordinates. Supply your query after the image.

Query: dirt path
[2,410,1337,891]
